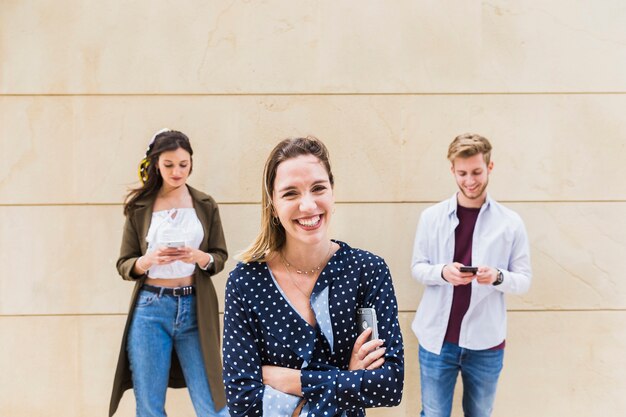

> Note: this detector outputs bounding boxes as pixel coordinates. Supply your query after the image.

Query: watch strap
[493,269,504,286]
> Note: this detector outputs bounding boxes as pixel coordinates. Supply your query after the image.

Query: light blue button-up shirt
[411,193,532,354]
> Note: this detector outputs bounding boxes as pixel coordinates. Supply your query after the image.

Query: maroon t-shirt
[444,204,505,350]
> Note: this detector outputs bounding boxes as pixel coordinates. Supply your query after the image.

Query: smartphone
[459,266,478,274]
[356,307,379,341]
[165,241,185,248]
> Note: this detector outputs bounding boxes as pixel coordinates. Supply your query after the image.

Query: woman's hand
[349,328,386,370]
[135,247,212,275]
[176,246,212,267]
[146,246,186,265]
[134,246,183,274]
[262,365,302,396]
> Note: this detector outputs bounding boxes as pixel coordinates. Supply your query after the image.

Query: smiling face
[272,154,335,249]
[451,153,493,208]
[157,147,191,190]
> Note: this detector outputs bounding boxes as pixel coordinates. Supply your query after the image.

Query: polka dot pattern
[222,241,404,416]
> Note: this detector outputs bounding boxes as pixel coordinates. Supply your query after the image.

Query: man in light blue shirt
[411,133,532,417]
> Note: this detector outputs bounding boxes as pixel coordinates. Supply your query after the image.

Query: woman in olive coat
[109,130,228,417]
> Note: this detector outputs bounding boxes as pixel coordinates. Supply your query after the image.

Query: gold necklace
[281,258,313,298]
[282,242,333,275]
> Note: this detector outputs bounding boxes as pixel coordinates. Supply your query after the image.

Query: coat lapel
[132,197,155,254]
[188,185,210,252]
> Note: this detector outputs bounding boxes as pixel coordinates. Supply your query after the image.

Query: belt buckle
[173,286,191,296]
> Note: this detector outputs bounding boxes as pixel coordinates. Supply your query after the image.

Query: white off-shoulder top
[145,208,204,279]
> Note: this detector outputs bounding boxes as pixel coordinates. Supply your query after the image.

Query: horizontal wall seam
[2,92,626,97]
[1,200,625,208]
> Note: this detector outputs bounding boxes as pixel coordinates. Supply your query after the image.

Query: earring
[272,216,280,226]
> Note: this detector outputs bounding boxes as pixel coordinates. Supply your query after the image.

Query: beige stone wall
[1,1,625,416]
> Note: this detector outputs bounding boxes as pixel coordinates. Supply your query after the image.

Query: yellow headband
[138,128,171,183]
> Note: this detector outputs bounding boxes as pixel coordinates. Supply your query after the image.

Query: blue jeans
[418,343,504,417]
[127,288,229,417]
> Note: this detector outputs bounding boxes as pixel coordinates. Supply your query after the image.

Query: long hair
[239,136,334,263]
[123,130,193,216]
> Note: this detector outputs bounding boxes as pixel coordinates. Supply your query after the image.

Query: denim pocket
[135,290,158,308]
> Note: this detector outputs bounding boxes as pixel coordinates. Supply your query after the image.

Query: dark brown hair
[123,130,193,216]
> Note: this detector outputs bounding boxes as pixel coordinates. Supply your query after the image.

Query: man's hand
[442,262,476,286]
[476,266,498,285]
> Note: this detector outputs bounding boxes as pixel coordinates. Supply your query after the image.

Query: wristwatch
[493,269,504,286]
[200,253,215,271]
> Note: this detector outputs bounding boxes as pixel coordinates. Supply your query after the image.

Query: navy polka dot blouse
[222,240,404,416]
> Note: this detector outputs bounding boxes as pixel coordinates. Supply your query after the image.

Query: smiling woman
[222,137,405,417]
[272,154,335,250]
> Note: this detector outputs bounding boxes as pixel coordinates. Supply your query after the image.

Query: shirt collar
[446,192,493,217]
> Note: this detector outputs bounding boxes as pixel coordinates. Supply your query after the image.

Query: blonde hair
[447,133,493,165]
[239,136,334,263]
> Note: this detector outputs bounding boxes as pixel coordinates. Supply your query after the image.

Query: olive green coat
[109,186,228,416]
